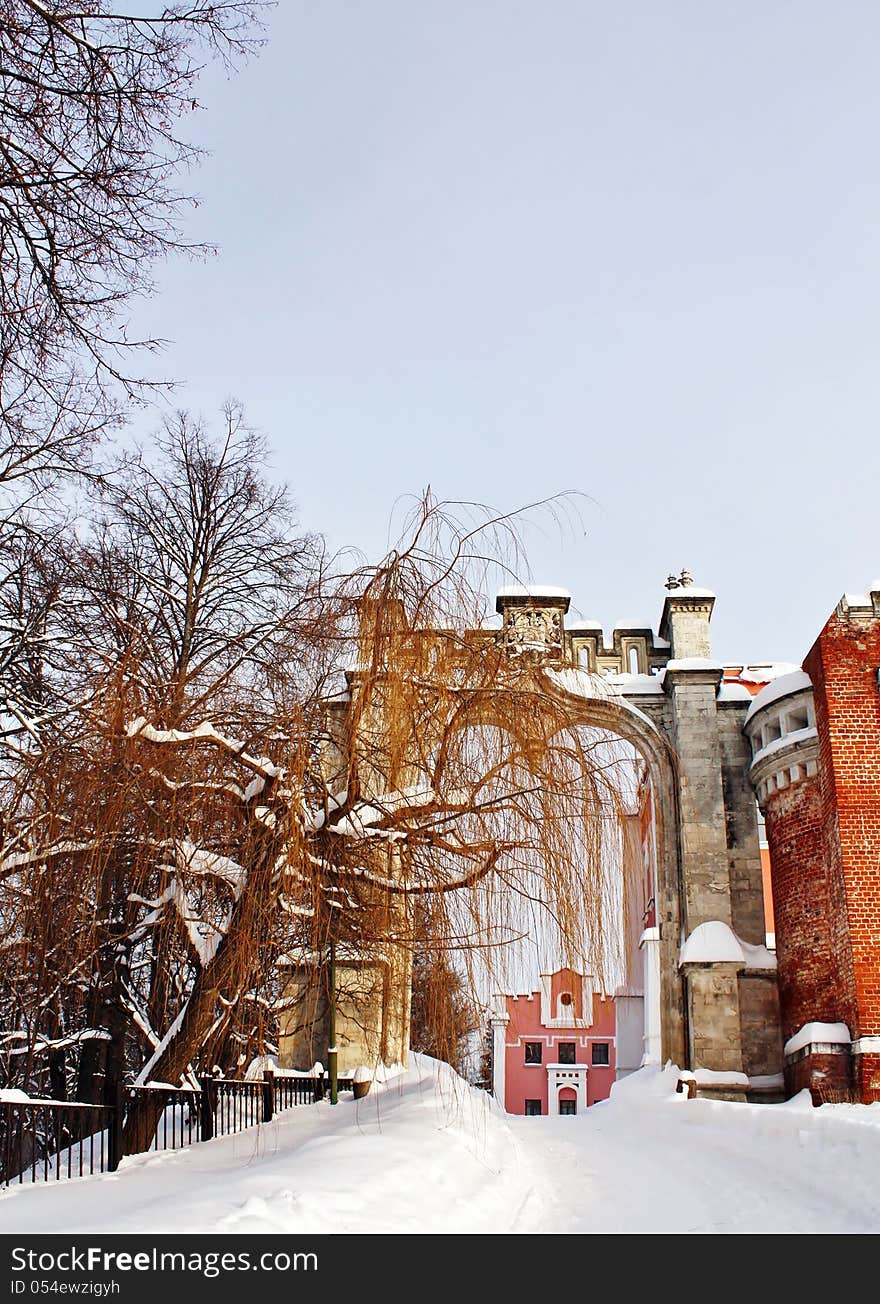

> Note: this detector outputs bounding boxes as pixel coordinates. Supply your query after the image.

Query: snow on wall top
[745,670,812,725]
[663,584,716,600]
[679,921,745,966]
[665,657,724,672]
[783,1022,851,1058]
[568,619,603,632]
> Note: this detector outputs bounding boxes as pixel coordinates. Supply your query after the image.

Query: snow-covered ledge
[783,1022,851,1065]
[678,920,776,971]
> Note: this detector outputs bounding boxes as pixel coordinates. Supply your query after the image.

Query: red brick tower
[747,587,880,1103]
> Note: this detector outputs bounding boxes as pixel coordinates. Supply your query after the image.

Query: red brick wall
[805,610,880,1048]
[785,1049,852,1102]
[764,778,845,1042]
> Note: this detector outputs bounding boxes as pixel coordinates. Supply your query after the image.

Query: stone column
[490,1013,509,1110]
[640,926,662,1065]
[660,585,747,1078]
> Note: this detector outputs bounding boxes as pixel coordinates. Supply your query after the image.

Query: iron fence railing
[1,1067,342,1187]
[1,1098,114,1186]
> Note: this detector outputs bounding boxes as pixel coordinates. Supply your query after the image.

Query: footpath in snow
[2,1057,880,1234]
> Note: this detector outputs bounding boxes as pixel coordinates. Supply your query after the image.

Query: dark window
[558,1099,577,1115]
[557,1041,576,1064]
[591,1042,610,1066]
[524,1099,542,1116]
[559,991,572,1007]
[524,1041,542,1064]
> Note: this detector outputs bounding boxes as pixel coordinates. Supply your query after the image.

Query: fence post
[107,1080,124,1173]
[199,1078,216,1142]
[262,1070,274,1123]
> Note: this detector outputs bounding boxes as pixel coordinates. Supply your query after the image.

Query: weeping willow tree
[0,480,638,1155]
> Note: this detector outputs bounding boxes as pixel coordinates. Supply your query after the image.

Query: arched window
[628,646,640,675]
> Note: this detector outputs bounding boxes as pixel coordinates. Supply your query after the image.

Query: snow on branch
[125,717,283,785]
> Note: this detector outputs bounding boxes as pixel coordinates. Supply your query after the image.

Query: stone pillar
[490,1013,509,1110]
[640,926,662,1065]
[661,585,747,1078]
[681,960,748,1099]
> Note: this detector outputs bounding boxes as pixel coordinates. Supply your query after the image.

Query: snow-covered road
[2,1058,879,1234]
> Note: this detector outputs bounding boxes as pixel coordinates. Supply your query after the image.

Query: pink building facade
[490,968,623,1115]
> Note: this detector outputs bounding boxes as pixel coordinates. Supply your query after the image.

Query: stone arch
[537,680,686,1069]
[429,675,686,1069]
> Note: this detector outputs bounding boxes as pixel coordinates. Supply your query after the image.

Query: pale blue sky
[128,1,880,664]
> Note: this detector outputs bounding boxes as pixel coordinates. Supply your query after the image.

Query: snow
[843,592,871,609]
[4,1056,880,1234]
[680,921,745,965]
[543,667,661,732]
[663,585,716,599]
[740,938,777,971]
[783,1023,851,1058]
[665,657,724,671]
[745,670,813,724]
[737,662,800,684]
[717,682,753,702]
[678,1068,750,1087]
[567,619,603,632]
[603,672,665,696]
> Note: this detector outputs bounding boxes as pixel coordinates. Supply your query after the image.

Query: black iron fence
[1,1098,114,1187]
[1,1069,340,1187]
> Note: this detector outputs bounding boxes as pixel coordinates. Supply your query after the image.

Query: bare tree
[0,405,320,1114]
[0,1,269,484]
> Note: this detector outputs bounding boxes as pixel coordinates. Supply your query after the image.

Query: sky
[126,1,880,665]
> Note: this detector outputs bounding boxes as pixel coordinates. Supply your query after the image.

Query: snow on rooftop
[745,670,812,725]
[717,682,753,702]
[568,619,603,632]
[736,662,801,684]
[843,592,871,609]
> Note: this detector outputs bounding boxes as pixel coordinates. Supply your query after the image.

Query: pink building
[490,968,632,1115]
